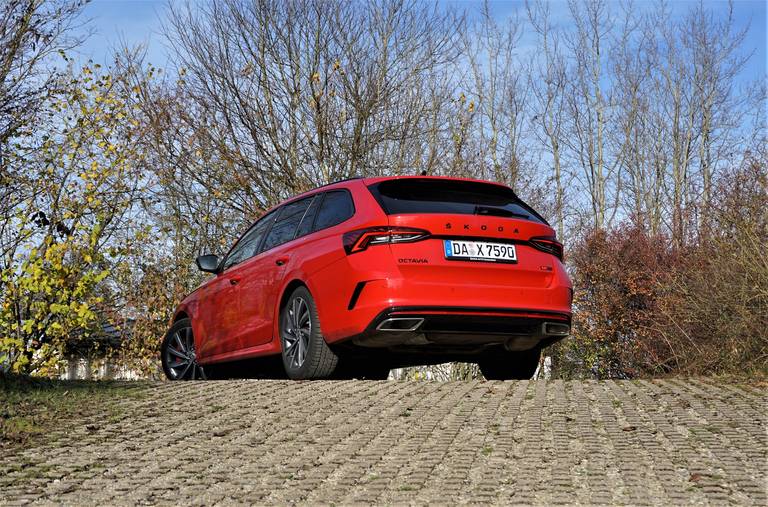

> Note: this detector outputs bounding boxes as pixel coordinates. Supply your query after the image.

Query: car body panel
[230,244,288,348]
[193,271,240,358]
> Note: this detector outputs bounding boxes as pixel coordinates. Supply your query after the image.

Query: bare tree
[683,2,750,230]
[463,2,531,188]
[633,0,751,245]
[159,0,463,224]
[0,0,87,266]
[562,0,615,230]
[527,0,569,238]
[0,0,87,146]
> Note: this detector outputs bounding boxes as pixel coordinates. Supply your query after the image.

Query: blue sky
[76,0,169,66]
[76,0,766,83]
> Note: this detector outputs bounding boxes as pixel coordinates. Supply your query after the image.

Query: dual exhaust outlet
[376,317,571,336]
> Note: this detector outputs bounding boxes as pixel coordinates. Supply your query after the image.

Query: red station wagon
[161,176,573,380]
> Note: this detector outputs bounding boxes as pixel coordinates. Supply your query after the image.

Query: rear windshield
[367,178,546,224]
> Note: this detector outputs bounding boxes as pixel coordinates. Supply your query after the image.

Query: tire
[478,347,541,380]
[279,286,338,380]
[161,318,206,380]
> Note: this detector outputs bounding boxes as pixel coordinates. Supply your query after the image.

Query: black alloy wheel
[280,286,338,380]
[161,318,206,380]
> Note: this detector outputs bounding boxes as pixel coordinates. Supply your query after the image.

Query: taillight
[343,227,430,254]
[529,236,564,261]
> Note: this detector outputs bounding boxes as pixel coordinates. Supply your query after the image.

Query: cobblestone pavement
[1,379,766,505]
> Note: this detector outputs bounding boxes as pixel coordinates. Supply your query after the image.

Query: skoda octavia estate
[161,176,572,381]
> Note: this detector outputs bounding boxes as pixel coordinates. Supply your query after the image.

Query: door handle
[229,278,240,285]
[275,257,289,266]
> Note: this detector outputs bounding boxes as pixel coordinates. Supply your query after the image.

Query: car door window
[261,197,313,252]
[294,194,320,238]
[222,210,277,271]
[313,190,354,231]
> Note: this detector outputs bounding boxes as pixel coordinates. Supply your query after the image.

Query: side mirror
[195,254,220,273]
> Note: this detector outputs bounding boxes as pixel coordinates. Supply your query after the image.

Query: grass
[0,373,148,452]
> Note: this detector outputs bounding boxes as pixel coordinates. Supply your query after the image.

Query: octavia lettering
[398,258,428,264]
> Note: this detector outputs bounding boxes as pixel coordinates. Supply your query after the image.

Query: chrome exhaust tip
[542,322,570,336]
[376,317,425,332]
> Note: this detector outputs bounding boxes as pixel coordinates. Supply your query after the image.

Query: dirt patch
[0,374,149,452]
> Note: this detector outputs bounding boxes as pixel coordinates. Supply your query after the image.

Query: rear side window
[261,196,313,252]
[367,178,546,224]
[313,190,355,230]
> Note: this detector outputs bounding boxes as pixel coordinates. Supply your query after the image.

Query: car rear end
[322,176,572,358]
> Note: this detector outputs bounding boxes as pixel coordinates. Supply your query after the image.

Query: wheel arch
[274,277,325,348]
[279,279,309,313]
[172,311,190,323]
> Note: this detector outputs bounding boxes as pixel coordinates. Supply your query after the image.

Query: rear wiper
[474,205,529,219]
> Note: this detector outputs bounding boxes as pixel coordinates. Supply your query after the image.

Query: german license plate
[443,240,517,263]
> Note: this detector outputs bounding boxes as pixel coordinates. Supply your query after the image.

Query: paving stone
[1,379,765,505]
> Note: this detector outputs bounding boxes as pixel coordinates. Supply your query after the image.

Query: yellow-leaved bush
[0,59,148,375]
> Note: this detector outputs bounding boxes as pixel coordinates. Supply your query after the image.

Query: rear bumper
[320,274,572,344]
[345,305,570,351]
[372,306,571,331]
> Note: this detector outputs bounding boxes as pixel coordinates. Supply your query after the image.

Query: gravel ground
[1,379,766,505]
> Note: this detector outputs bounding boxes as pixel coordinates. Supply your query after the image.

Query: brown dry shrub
[554,159,767,378]
[652,160,768,376]
[553,227,677,378]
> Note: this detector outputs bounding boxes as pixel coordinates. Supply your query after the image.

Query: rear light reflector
[343,227,430,254]
[529,236,564,261]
